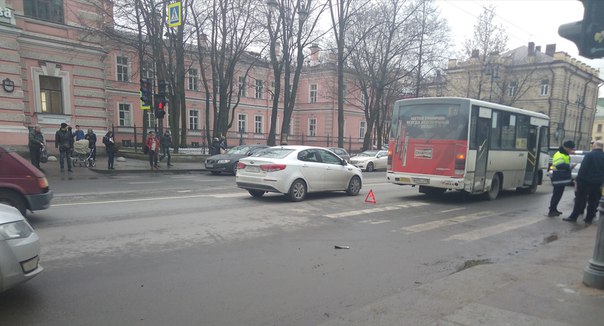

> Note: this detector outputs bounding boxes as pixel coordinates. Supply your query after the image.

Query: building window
[310,84,317,103]
[254,115,263,134]
[23,0,64,23]
[540,79,549,96]
[188,68,199,91]
[359,121,366,138]
[598,124,602,133]
[142,61,154,80]
[238,76,247,97]
[255,80,264,99]
[147,111,156,128]
[116,56,129,82]
[308,118,317,137]
[118,104,131,126]
[39,76,63,114]
[189,110,199,130]
[238,113,247,133]
[507,81,517,97]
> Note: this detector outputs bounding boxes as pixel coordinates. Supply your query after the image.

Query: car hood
[351,156,373,162]
[0,204,24,224]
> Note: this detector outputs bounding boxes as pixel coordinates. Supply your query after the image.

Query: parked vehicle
[0,203,43,292]
[0,146,53,216]
[350,150,388,172]
[327,147,351,163]
[236,145,363,202]
[205,144,270,175]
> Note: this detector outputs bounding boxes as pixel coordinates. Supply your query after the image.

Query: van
[0,146,53,216]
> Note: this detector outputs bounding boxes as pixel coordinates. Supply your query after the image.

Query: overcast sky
[437,0,604,75]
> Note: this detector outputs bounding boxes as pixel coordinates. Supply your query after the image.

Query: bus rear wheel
[484,174,501,200]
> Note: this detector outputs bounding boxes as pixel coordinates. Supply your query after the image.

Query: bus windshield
[390,103,470,141]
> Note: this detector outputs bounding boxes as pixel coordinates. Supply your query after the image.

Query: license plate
[21,256,39,274]
[246,166,260,172]
[413,178,429,184]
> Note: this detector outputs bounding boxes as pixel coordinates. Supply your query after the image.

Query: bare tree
[264,0,327,145]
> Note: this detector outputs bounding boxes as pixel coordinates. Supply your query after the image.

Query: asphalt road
[0,171,583,325]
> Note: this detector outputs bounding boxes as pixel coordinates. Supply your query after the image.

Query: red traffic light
[157,102,164,110]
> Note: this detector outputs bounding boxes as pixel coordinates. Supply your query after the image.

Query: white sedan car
[0,204,43,292]
[236,145,363,201]
[350,150,388,172]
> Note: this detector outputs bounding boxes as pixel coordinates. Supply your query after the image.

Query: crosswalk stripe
[444,217,542,241]
[401,211,496,233]
[324,202,429,219]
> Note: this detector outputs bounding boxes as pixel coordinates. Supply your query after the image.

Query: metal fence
[111,125,366,154]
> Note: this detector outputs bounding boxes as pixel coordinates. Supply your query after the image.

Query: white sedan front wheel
[346,176,362,196]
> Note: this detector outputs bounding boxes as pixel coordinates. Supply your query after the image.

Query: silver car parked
[0,204,43,292]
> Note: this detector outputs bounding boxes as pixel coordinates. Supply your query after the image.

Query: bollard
[583,196,604,288]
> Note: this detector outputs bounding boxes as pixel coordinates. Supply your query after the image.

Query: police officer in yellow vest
[548,140,576,217]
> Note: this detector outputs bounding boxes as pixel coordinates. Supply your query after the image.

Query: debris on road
[334,245,350,249]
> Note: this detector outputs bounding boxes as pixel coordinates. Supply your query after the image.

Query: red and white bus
[386,97,550,199]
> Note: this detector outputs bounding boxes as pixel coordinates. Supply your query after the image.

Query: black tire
[346,176,362,196]
[210,171,221,175]
[248,189,265,198]
[366,162,375,172]
[0,190,27,216]
[232,162,238,176]
[485,174,501,200]
[288,179,307,202]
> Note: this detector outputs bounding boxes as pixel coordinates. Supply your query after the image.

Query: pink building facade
[0,0,367,153]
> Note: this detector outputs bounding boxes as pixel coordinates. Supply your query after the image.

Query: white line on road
[441,207,466,213]
[52,192,248,207]
[324,202,429,219]
[444,217,543,241]
[127,181,163,184]
[400,211,496,234]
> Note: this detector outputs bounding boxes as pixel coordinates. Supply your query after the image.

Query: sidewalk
[40,154,205,179]
[319,223,604,326]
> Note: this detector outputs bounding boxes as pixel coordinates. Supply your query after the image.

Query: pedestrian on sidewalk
[160,130,173,167]
[563,140,604,225]
[55,122,73,172]
[73,125,85,141]
[210,137,221,155]
[146,131,160,170]
[85,128,97,161]
[28,125,45,171]
[548,140,576,217]
[103,131,116,170]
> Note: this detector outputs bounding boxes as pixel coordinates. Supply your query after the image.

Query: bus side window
[490,111,501,149]
[501,112,516,149]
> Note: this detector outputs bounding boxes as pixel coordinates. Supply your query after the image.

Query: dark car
[204,144,269,175]
[327,147,351,163]
[0,146,53,216]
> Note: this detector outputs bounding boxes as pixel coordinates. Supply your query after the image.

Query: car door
[317,149,350,190]
[375,150,388,169]
[297,149,326,191]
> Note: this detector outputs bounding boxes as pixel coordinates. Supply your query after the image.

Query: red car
[0,146,53,216]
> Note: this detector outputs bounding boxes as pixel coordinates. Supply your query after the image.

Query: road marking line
[401,211,496,234]
[441,207,466,213]
[324,202,429,218]
[444,217,542,241]
[127,181,163,184]
[177,190,192,193]
[53,192,247,207]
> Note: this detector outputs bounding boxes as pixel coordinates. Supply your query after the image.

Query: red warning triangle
[365,189,377,204]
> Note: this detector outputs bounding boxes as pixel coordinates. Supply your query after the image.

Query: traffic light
[559,0,604,59]
[154,94,167,119]
[158,80,168,96]
[140,79,152,109]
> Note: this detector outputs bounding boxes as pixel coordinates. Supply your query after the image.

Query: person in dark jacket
[547,140,575,216]
[103,131,115,170]
[28,125,45,170]
[85,128,97,161]
[55,122,73,172]
[210,137,221,155]
[160,130,173,167]
[563,140,604,225]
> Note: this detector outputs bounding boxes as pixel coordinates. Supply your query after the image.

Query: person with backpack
[103,131,115,170]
